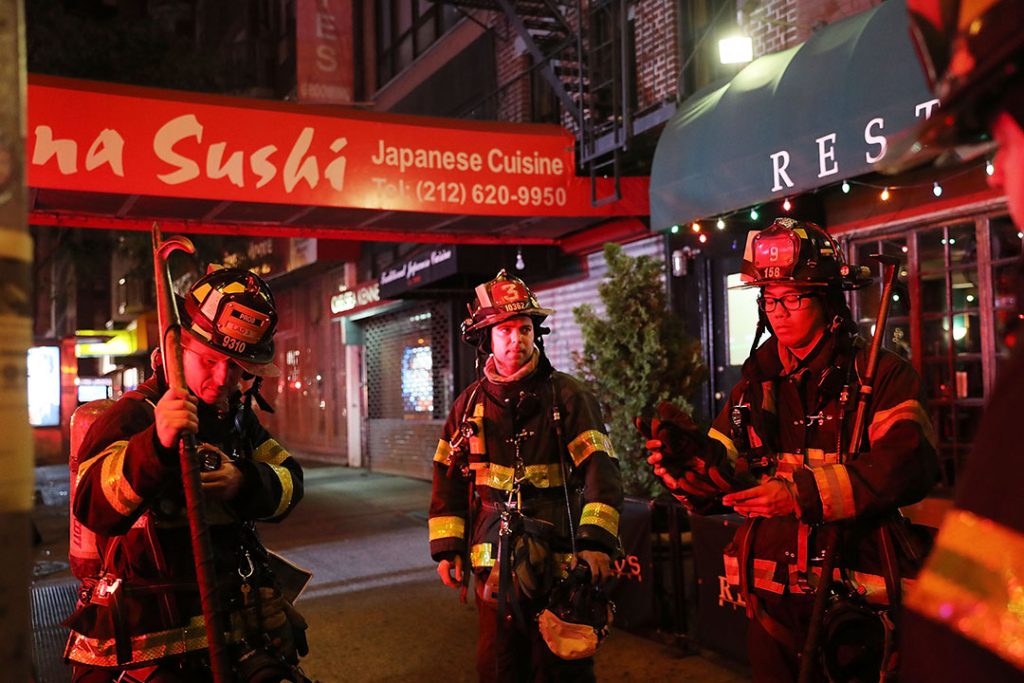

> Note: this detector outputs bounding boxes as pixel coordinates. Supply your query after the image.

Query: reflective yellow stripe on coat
[96,441,143,517]
[474,462,564,490]
[567,430,615,467]
[868,399,937,449]
[813,464,856,522]
[429,515,466,542]
[579,502,619,536]
[253,438,293,517]
[905,509,1024,671]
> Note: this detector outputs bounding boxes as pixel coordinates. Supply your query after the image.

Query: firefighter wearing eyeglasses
[429,270,623,683]
[639,218,938,682]
[886,1,1024,680]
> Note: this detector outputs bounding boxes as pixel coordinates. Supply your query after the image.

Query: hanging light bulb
[880,187,891,201]
[933,181,943,197]
[782,197,792,212]
[515,246,526,271]
[716,217,726,230]
[750,207,760,221]
[691,221,701,233]
[987,159,995,176]
[841,180,851,194]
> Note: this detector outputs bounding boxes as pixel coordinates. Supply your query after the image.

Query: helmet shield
[538,564,613,660]
[883,0,1024,172]
[181,267,280,377]
[461,269,554,341]
[739,218,870,290]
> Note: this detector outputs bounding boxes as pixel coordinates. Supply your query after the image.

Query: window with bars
[364,303,452,421]
[848,214,1022,490]
[375,0,459,88]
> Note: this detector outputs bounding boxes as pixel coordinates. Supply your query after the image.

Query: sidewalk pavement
[31,461,750,683]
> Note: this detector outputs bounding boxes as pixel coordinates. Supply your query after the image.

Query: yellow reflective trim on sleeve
[475,462,564,491]
[253,439,289,466]
[905,509,1024,672]
[76,450,106,485]
[708,427,739,464]
[434,439,453,464]
[868,399,938,449]
[567,429,616,466]
[579,502,620,537]
[470,543,495,568]
[266,463,294,517]
[99,441,143,517]
[429,515,466,541]
[469,401,486,455]
[812,464,856,521]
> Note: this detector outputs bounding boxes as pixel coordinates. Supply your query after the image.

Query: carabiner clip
[238,550,255,580]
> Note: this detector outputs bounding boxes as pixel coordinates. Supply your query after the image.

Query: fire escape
[443,0,633,206]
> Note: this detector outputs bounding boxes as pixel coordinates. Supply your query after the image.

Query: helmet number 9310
[222,336,248,353]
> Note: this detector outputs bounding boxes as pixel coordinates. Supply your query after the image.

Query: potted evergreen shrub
[573,242,706,635]
[573,242,706,497]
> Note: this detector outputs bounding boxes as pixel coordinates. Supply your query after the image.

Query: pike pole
[797,254,902,683]
[151,224,232,682]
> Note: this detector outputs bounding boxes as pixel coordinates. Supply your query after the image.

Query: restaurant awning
[649,0,934,231]
[27,76,649,248]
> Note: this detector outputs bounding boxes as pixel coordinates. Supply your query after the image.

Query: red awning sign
[28,77,639,218]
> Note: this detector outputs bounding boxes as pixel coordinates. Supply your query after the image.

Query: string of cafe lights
[668,155,997,244]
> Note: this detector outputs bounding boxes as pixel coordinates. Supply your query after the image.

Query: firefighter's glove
[635,401,734,499]
[241,586,309,663]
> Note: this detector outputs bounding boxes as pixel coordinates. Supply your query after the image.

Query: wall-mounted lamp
[719,35,753,65]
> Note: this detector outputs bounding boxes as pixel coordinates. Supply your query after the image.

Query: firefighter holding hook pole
[64,226,311,682]
[638,218,938,682]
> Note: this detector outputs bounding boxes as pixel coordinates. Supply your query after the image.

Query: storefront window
[725,273,760,365]
[849,214,1022,490]
[365,304,452,421]
[401,343,434,414]
[990,215,1023,363]
[854,237,911,362]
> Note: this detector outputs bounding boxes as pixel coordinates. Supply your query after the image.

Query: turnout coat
[64,375,303,669]
[429,354,623,576]
[711,333,938,606]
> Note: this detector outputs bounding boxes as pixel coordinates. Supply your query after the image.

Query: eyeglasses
[757,292,818,313]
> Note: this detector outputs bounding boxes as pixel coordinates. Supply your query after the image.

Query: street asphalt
[31,461,749,683]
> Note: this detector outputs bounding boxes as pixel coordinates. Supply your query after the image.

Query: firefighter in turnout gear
[64,267,308,682]
[640,219,938,682]
[887,1,1024,680]
[429,270,623,683]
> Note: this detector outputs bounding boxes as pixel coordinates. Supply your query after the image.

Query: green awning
[650,0,934,230]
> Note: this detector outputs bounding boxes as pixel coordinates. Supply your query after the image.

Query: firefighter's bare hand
[200,456,243,501]
[155,388,198,449]
[574,550,612,584]
[437,554,463,589]
[722,478,797,518]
